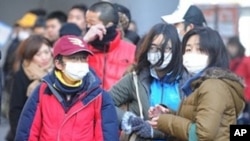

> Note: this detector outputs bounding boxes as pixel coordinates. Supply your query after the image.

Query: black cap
[59,23,82,37]
[183,5,207,26]
[162,5,207,27]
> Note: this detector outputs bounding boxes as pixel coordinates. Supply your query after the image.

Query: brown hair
[13,35,51,72]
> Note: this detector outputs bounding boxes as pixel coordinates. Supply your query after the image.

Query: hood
[193,67,245,115]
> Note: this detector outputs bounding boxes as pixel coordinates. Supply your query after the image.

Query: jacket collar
[89,31,121,53]
[182,67,244,96]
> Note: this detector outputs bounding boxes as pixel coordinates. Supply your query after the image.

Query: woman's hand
[148,116,159,129]
[148,104,170,119]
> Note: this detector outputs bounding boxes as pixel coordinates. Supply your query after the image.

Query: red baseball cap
[53,35,93,58]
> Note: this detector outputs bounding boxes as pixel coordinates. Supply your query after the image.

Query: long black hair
[135,23,184,82]
[182,27,229,69]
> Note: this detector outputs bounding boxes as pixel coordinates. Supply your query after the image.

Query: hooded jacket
[15,69,119,141]
[157,67,245,141]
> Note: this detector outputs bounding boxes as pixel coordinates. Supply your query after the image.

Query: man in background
[45,11,67,44]
[83,1,136,90]
[161,1,207,40]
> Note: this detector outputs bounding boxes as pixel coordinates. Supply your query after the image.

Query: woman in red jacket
[226,36,250,124]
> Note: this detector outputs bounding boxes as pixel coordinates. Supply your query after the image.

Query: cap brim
[61,48,94,56]
[161,14,184,24]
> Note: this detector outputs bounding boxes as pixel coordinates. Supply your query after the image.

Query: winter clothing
[15,69,119,141]
[7,61,52,141]
[230,56,250,101]
[53,35,93,58]
[88,31,136,90]
[22,60,53,96]
[150,79,180,111]
[156,67,245,141]
[122,112,153,138]
[7,66,32,141]
[109,67,190,140]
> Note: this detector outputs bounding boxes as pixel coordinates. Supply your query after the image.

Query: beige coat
[157,68,245,141]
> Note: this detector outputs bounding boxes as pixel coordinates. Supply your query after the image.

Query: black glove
[122,112,153,138]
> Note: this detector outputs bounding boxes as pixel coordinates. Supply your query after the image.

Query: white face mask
[63,62,89,80]
[147,52,172,69]
[183,53,208,74]
[147,51,161,65]
[18,30,31,41]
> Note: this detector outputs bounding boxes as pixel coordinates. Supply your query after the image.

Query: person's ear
[186,23,194,32]
[54,59,63,70]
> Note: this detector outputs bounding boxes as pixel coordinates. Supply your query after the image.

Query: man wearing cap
[161,1,207,40]
[15,35,119,141]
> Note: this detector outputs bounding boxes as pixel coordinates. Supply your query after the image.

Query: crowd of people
[0,0,249,141]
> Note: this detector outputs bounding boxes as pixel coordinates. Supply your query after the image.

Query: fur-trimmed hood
[192,67,245,116]
[198,67,244,86]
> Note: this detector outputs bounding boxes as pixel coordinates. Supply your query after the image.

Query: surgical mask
[147,52,172,69]
[183,53,208,74]
[63,62,89,80]
[18,30,31,41]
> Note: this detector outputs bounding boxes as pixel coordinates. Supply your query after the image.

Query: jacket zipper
[56,90,100,141]
[161,81,164,104]
[102,45,107,88]
[57,106,85,141]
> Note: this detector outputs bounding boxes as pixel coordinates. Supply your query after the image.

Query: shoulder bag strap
[132,71,144,119]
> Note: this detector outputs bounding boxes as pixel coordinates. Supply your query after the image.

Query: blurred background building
[193,0,250,55]
[1,0,249,54]
[0,0,250,140]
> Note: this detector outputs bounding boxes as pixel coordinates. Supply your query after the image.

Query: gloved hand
[122,112,153,138]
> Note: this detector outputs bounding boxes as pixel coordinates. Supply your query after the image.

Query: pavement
[0,116,9,141]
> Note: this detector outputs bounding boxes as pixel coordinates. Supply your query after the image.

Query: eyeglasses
[149,45,172,53]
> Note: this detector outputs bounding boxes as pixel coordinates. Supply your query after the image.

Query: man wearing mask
[161,0,206,40]
[83,1,136,90]
[15,35,119,141]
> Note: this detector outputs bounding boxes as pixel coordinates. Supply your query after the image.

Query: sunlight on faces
[32,43,53,70]
[68,9,86,31]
